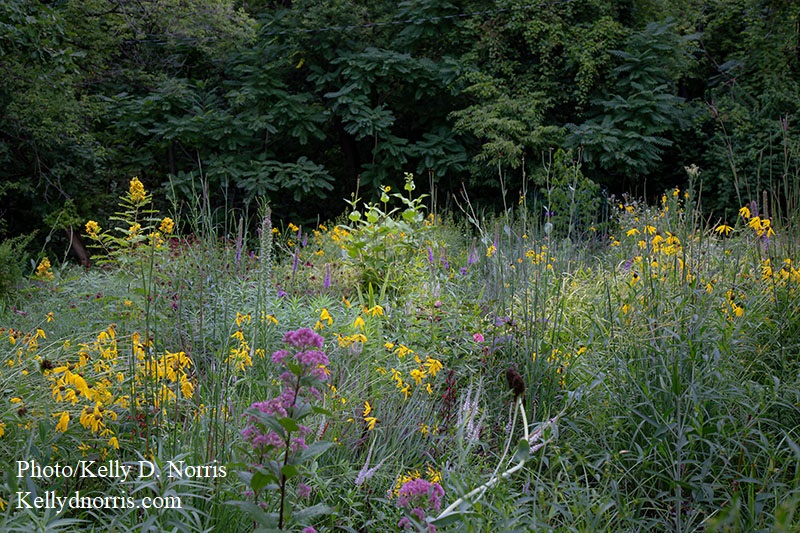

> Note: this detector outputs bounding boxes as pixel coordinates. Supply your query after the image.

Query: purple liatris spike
[324,263,331,288]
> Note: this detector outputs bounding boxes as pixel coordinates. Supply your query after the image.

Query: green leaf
[226,500,278,528]
[278,417,300,432]
[293,503,332,521]
[297,441,334,464]
[513,438,530,463]
[251,470,278,493]
[281,463,299,479]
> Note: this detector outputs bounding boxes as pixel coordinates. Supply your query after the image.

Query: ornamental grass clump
[237,327,333,530]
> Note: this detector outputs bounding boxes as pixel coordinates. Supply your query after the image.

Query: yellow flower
[85,220,100,237]
[410,368,427,385]
[0,420,5,438]
[399,383,411,399]
[424,357,443,377]
[55,411,70,432]
[127,222,141,240]
[80,403,106,433]
[288,222,299,232]
[353,316,366,331]
[426,465,442,484]
[235,312,251,327]
[129,177,147,203]
[738,206,751,219]
[159,217,175,234]
[35,257,54,280]
[486,244,496,258]
[394,344,413,358]
[108,436,119,450]
[363,401,378,430]
[180,376,194,398]
[714,225,734,236]
[626,228,640,236]
[366,304,384,317]
[320,308,333,326]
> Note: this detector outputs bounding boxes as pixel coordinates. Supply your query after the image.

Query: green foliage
[537,148,606,240]
[566,20,694,182]
[450,73,561,171]
[0,233,35,300]
[338,173,429,291]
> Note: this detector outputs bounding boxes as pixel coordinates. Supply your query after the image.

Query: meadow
[2,171,799,532]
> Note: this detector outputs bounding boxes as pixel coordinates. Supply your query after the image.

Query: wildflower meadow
[2,170,800,532]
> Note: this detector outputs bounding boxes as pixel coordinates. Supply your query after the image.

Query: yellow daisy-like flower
[320,308,333,326]
[424,357,443,377]
[738,205,751,219]
[129,177,147,203]
[715,225,734,236]
[399,383,411,399]
[394,344,413,359]
[108,436,119,450]
[626,228,640,237]
[0,420,5,438]
[180,376,194,398]
[55,411,70,433]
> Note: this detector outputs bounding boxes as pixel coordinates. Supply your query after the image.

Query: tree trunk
[66,227,91,267]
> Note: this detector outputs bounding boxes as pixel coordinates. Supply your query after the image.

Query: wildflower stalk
[436,399,561,521]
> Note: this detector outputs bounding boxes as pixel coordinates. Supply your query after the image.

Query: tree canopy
[2,0,799,243]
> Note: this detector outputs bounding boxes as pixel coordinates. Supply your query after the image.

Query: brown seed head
[506,366,525,399]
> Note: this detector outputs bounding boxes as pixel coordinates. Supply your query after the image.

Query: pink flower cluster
[397,478,444,532]
[242,328,328,455]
